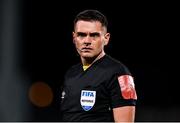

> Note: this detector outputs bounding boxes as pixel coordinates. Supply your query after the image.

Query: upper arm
[113,106,136,122]
[108,74,137,122]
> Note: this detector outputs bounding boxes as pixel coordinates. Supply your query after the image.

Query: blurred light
[29,82,53,107]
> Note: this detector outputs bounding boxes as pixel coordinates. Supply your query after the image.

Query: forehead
[75,20,103,32]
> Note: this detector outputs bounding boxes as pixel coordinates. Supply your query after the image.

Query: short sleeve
[107,74,137,108]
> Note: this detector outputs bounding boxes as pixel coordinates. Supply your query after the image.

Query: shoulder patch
[118,75,137,100]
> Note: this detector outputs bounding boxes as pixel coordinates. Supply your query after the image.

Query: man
[60,9,137,122]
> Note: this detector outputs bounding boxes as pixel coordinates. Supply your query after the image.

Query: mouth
[81,47,93,52]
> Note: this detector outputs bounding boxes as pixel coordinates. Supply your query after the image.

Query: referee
[60,9,137,122]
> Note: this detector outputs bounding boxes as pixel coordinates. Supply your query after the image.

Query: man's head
[73,9,110,61]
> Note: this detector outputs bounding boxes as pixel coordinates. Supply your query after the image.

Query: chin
[81,53,95,58]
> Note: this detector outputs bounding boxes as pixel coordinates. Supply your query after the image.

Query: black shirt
[60,55,137,122]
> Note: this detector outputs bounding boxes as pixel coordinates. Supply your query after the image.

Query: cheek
[75,40,82,47]
[95,41,104,49]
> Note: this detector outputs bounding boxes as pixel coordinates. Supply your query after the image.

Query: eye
[77,32,87,37]
[89,33,100,38]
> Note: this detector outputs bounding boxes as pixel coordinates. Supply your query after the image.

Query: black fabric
[60,54,137,122]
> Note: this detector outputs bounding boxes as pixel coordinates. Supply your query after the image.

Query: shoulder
[64,63,81,78]
[102,55,131,75]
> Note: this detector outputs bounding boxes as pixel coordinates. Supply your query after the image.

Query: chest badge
[80,90,96,111]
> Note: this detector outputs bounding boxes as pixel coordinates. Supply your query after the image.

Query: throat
[81,52,106,71]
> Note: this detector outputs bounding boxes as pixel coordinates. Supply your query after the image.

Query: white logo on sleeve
[80,90,96,111]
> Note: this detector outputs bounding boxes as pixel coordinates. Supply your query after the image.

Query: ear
[72,32,76,44]
[104,33,110,45]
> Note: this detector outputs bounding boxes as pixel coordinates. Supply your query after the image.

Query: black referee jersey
[60,54,137,122]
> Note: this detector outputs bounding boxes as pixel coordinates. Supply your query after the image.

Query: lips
[81,47,93,52]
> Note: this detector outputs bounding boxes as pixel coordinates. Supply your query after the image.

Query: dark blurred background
[0,0,179,121]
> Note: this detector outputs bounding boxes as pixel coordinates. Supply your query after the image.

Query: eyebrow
[76,32,100,37]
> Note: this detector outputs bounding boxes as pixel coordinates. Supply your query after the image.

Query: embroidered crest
[80,90,96,111]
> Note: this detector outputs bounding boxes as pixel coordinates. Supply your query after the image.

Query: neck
[81,51,105,66]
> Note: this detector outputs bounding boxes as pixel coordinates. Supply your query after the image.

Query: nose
[84,35,92,45]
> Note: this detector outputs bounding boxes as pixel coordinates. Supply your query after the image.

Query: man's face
[73,20,110,59]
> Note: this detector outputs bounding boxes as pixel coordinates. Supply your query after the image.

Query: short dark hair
[74,9,108,30]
